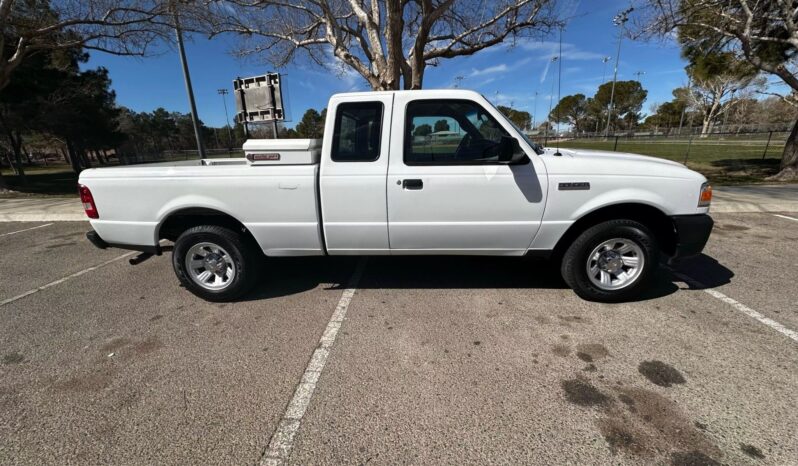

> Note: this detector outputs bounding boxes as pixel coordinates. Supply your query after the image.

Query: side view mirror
[498,136,530,165]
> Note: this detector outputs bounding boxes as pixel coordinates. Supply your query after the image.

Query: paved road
[1,214,797,465]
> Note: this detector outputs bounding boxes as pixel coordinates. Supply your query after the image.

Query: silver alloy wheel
[586,238,645,291]
[185,242,236,291]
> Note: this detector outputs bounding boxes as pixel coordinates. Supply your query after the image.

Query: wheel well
[158,208,259,247]
[552,204,677,258]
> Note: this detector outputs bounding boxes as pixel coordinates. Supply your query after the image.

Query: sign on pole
[233,73,284,137]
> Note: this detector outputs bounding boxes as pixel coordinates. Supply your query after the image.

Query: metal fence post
[683,133,694,165]
[613,135,619,151]
[762,131,773,160]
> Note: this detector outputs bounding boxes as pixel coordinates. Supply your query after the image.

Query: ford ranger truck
[78,89,713,302]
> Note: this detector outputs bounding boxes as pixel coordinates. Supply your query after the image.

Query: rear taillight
[78,184,99,219]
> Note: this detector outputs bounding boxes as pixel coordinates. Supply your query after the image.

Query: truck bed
[80,155,324,256]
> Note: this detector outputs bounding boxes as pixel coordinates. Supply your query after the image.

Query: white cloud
[468,64,509,77]
[321,53,367,92]
[473,76,497,88]
[516,40,607,62]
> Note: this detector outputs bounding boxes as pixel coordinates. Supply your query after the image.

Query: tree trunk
[768,118,798,181]
[700,117,711,137]
[4,153,15,174]
[78,144,92,169]
[59,147,70,164]
[22,145,32,165]
[66,138,83,174]
[8,131,26,185]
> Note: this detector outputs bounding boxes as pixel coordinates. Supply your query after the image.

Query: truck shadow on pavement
[670,254,735,290]
[239,254,736,303]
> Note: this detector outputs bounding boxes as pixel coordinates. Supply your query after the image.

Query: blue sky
[85,0,690,129]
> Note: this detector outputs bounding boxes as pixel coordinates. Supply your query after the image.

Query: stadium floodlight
[596,57,612,133]
[605,7,634,138]
[217,89,233,148]
[612,7,634,26]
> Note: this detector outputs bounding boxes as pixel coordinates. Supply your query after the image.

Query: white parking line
[0,251,135,307]
[773,214,798,222]
[259,258,367,466]
[672,271,798,344]
[0,223,54,238]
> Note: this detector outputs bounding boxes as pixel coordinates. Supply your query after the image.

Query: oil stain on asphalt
[560,358,722,464]
[576,343,609,362]
[715,223,750,232]
[670,450,722,466]
[54,369,117,392]
[638,360,686,387]
[3,351,25,364]
[740,443,766,460]
[560,379,611,407]
[551,344,571,357]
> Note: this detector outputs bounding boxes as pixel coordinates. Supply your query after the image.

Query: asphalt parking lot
[1,213,797,465]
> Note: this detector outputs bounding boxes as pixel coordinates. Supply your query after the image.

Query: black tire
[172,225,261,302]
[560,219,658,302]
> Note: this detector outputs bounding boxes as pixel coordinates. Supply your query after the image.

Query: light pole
[532,91,539,129]
[596,56,611,134]
[678,75,692,135]
[601,56,611,84]
[628,71,645,129]
[217,89,233,149]
[722,89,735,131]
[604,7,634,138]
[172,1,205,159]
[545,56,559,141]
[453,75,464,88]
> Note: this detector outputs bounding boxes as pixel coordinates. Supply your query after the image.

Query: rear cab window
[331,102,383,162]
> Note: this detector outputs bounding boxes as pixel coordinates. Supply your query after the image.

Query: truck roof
[330,89,484,100]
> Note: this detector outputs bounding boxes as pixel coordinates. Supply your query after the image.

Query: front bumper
[670,214,714,260]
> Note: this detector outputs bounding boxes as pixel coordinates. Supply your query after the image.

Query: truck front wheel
[172,225,260,302]
[560,220,658,302]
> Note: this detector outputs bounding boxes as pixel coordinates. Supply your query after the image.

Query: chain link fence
[117,148,245,165]
[549,130,788,184]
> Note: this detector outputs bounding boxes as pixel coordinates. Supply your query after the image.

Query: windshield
[482,96,544,155]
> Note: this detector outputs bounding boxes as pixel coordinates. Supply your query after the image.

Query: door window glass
[405,100,513,164]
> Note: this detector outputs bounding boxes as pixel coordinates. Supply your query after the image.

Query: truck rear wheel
[560,219,658,302]
[172,225,260,302]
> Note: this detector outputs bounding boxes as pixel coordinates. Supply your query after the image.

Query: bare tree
[0,0,174,92]
[208,0,560,91]
[633,0,798,179]
[686,71,763,135]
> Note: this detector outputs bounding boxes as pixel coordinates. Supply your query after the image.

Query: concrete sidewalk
[0,184,796,222]
[0,197,86,221]
[710,184,798,213]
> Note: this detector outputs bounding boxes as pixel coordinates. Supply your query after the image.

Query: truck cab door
[386,94,548,255]
[319,93,393,254]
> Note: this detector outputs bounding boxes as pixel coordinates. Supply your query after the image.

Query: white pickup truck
[79,90,713,302]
